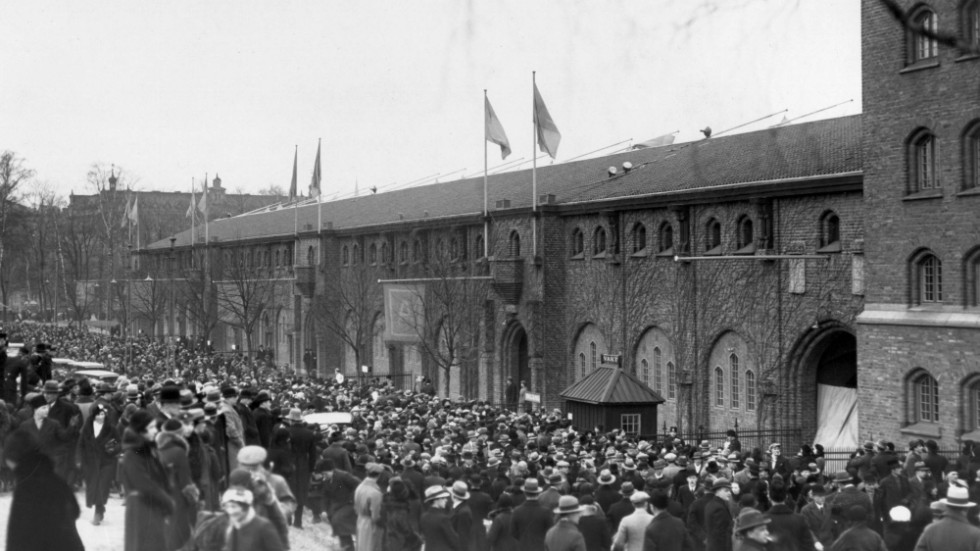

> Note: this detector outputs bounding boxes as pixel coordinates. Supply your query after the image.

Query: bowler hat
[42,380,60,394]
[554,495,585,516]
[619,482,635,496]
[521,479,543,495]
[734,508,771,533]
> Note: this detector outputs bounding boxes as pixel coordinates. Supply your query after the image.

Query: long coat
[421,506,461,551]
[287,422,318,512]
[354,477,384,551]
[322,468,360,536]
[829,522,888,551]
[703,495,733,551]
[157,431,197,550]
[764,503,815,551]
[6,451,84,551]
[381,494,422,551]
[119,428,175,551]
[613,508,654,551]
[512,498,555,551]
[487,507,519,551]
[643,511,693,551]
[545,518,587,551]
[77,410,119,510]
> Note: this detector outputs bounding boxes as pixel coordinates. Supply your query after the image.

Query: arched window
[369,243,378,265]
[912,371,940,423]
[275,250,281,267]
[967,247,980,307]
[912,251,943,304]
[449,237,459,261]
[632,223,647,254]
[475,234,485,259]
[820,211,841,251]
[653,347,663,394]
[593,227,607,256]
[342,246,350,266]
[736,216,755,254]
[641,358,650,386]
[400,241,409,264]
[412,239,422,263]
[307,245,315,266]
[381,242,389,265]
[908,128,938,192]
[746,370,756,411]
[658,222,674,253]
[908,6,938,64]
[667,362,676,400]
[967,376,980,430]
[434,238,446,260]
[579,352,586,379]
[966,0,980,49]
[352,244,361,265]
[730,353,740,409]
[714,366,725,407]
[964,120,980,190]
[571,228,585,256]
[706,218,722,254]
[284,246,292,266]
[509,231,521,257]
[590,342,597,371]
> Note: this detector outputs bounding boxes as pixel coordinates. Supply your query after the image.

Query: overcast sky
[0,0,861,201]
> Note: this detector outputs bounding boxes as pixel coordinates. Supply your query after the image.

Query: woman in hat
[4,428,84,551]
[78,401,120,525]
[120,410,174,551]
[420,485,460,551]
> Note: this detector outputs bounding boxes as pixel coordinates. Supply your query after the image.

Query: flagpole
[483,90,490,259]
[294,145,299,237]
[317,138,322,235]
[204,172,209,246]
[190,178,196,246]
[531,71,538,258]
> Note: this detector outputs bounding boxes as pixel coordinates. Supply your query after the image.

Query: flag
[632,133,677,149]
[186,185,197,219]
[289,146,298,201]
[120,196,132,228]
[129,197,139,224]
[197,186,208,216]
[383,283,425,342]
[310,139,322,197]
[533,82,561,159]
[485,96,511,159]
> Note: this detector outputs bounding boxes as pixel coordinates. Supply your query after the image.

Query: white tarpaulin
[813,384,859,450]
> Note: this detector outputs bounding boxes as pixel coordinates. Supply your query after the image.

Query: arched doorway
[791,325,858,449]
[503,323,529,391]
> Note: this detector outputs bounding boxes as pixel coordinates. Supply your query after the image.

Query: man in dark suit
[41,380,80,481]
[400,455,426,499]
[319,458,360,551]
[250,391,275,448]
[676,470,701,512]
[607,481,636,531]
[322,434,354,472]
[545,495,587,551]
[764,478,814,551]
[702,478,734,551]
[511,479,554,551]
[285,407,317,528]
[875,457,911,524]
[644,490,693,551]
[421,486,460,551]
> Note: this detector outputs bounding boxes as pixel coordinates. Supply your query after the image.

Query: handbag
[104,438,121,456]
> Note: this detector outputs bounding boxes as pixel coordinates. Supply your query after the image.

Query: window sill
[817,242,842,254]
[900,422,941,439]
[956,187,980,197]
[909,303,947,312]
[593,252,608,260]
[734,245,757,255]
[704,247,722,256]
[656,248,675,258]
[570,253,585,261]
[955,53,980,63]
[903,189,943,202]
[630,250,649,258]
[899,58,940,74]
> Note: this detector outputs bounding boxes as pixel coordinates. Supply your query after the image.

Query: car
[72,369,119,385]
[303,411,353,432]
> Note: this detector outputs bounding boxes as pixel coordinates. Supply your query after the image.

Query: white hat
[889,506,911,522]
[221,487,254,506]
[939,486,977,508]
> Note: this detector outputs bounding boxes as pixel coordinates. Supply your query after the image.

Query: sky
[0,0,861,202]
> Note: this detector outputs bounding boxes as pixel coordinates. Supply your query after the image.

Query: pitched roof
[560,366,665,405]
[148,115,861,250]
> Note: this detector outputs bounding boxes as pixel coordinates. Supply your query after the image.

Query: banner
[383,283,425,342]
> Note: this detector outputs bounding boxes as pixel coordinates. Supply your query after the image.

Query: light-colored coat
[612,507,654,551]
[354,477,384,551]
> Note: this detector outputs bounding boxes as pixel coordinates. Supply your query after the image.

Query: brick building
[856,0,980,445]
[138,0,980,445]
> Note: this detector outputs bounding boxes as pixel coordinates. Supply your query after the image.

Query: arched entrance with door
[502,322,529,393]
[789,323,858,449]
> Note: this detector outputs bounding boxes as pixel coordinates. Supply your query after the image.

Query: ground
[0,492,340,551]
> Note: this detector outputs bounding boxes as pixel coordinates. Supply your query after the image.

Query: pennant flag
[129,197,139,224]
[197,186,208,216]
[485,96,512,159]
[289,146,298,201]
[120,197,131,228]
[186,185,197,219]
[632,133,677,150]
[310,139,322,197]
[533,82,561,159]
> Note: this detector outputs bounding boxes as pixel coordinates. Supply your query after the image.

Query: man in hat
[612,490,653,551]
[545,495,586,551]
[764,476,814,551]
[30,343,54,383]
[512,478,555,551]
[800,484,835,550]
[420,485,459,551]
[237,445,296,519]
[539,472,564,519]
[596,468,621,514]
[318,458,359,551]
[608,481,637,532]
[703,478,735,551]
[284,407,317,528]
[908,460,937,533]
[732,507,771,551]
[354,462,384,551]
[643,490,692,551]
[234,387,260,446]
[829,505,887,551]
[251,390,275,448]
[450,480,478,551]
[0,333,29,405]
[876,457,911,524]
[41,379,81,481]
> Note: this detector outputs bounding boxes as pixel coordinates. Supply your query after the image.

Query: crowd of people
[0,322,979,551]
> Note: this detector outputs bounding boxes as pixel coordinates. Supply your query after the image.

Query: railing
[655,429,805,452]
[820,448,961,475]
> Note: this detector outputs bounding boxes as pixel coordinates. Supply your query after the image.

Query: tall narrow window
[706,219,722,254]
[342,246,350,266]
[412,239,422,263]
[590,342,597,371]
[966,0,980,49]
[400,241,409,264]
[579,353,586,379]
[653,347,663,394]
[819,211,842,252]
[381,242,389,265]
[593,227,607,256]
[715,366,725,407]
[571,228,584,256]
[509,231,521,257]
[667,362,676,399]
[307,246,315,266]
[969,377,980,429]
[915,372,939,422]
[475,234,485,259]
[641,358,650,386]
[659,222,674,253]
[971,251,980,307]
[746,370,756,411]
[964,121,980,190]
[369,243,378,265]
[909,7,938,63]
[915,253,943,304]
[730,353,740,409]
[909,129,937,192]
[736,216,755,254]
[632,223,647,253]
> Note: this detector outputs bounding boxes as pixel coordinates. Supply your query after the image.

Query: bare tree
[214,247,282,374]
[0,152,34,321]
[130,275,169,337]
[56,205,102,324]
[313,261,381,374]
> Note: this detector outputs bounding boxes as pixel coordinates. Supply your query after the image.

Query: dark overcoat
[77,409,119,509]
[119,428,174,551]
[321,468,360,536]
[6,451,85,551]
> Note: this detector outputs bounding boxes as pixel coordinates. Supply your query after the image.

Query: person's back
[512,493,554,551]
